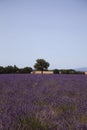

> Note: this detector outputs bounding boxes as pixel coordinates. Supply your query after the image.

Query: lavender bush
[0,74,87,130]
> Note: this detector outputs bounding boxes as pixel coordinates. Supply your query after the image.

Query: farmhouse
[85,72,87,75]
[31,70,53,74]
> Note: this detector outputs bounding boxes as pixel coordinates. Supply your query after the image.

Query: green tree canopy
[34,59,50,72]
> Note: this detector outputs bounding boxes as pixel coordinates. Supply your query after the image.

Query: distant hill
[75,67,87,72]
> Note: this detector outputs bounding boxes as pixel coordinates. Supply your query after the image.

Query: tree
[53,69,59,74]
[4,66,14,73]
[19,67,33,73]
[4,65,19,73]
[13,65,19,73]
[0,66,4,74]
[34,59,50,74]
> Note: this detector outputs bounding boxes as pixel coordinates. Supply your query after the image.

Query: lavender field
[0,74,87,130]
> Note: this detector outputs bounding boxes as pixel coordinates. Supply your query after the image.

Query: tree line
[53,69,84,74]
[0,65,33,74]
[0,59,84,74]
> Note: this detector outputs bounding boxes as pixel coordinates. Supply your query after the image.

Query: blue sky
[0,0,87,69]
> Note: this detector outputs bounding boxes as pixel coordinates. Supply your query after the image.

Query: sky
[0,0,87,69]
